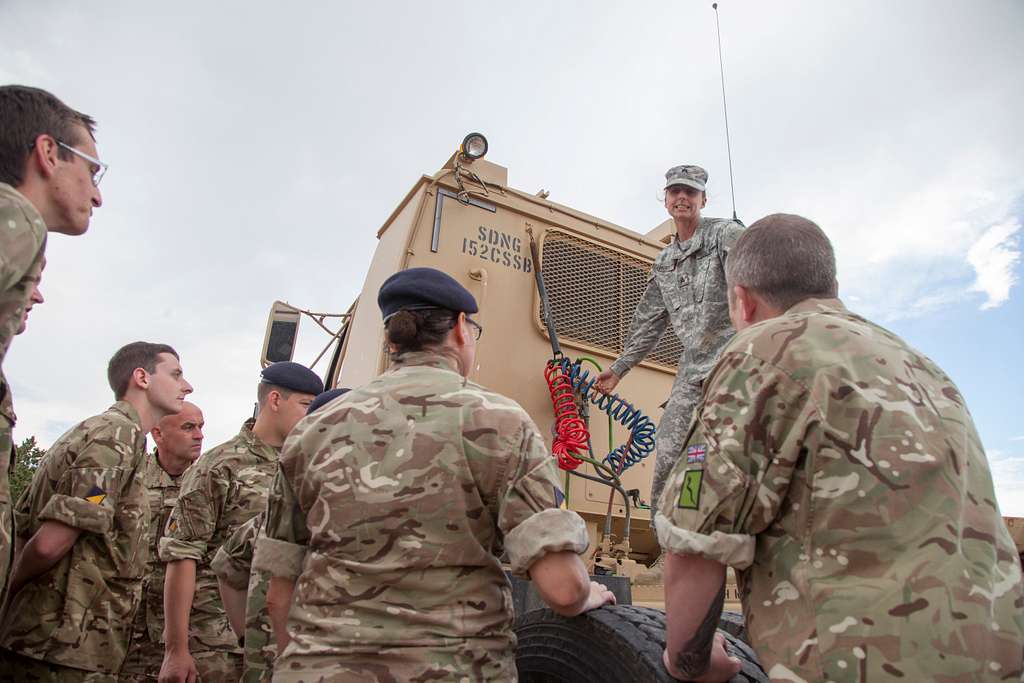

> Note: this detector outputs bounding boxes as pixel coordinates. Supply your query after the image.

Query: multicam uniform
[0,183,47,599]
[159,421,279,681]
[254,351,590,682]
[119,452,187,681]
[658,298,1024,681]
[211,512,273,683]
[0,402,148,681]
[609,217,743,519]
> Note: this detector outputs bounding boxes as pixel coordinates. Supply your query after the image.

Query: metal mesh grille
[539,231,682,370]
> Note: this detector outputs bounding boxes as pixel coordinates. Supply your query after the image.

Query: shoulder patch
[677,470,703,510]
[84,485,107,505]
[686,444,707,464]
[554,486,565,508]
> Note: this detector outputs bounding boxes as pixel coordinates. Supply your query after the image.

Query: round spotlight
[460,132,488,160]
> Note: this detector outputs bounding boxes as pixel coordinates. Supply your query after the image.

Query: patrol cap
[378,267,479,322]
[260,361,324,396]
[664,164,708,192]
[307,387,350,415]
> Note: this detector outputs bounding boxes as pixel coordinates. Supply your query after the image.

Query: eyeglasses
[465,317,483,340]
[57,141,108,187]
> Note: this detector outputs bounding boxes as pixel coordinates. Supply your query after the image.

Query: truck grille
[539,231,682,370]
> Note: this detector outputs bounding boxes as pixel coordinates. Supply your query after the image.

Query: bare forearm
[266,576,296,656]
[664,554,726,679]
[9,522,81,593]
[163,560,197,650]
[217,580,247,641]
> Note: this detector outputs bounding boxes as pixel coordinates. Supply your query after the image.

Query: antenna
[712,2,738,222]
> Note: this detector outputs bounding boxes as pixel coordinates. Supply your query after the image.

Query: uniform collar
[671,217,709,260]
[238,419,280,461]
[782,297,847,316]
[391,350,460,373]
[149,449,185,482]
[110,400,144,429]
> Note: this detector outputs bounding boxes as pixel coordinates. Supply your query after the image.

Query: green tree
[10,436,45,503]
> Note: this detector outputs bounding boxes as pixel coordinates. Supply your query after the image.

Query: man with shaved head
[120,402,205,682]
[658,214,1023,681]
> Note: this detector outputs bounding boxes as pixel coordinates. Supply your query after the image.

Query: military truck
[260,134,1024,682]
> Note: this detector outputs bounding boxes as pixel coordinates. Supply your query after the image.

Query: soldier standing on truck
[254,267,615,682]
[596,164,743,579]
[120,401,205,681]
[658,214,1024,681]
[158,362,322,683]
[0,85,105,603]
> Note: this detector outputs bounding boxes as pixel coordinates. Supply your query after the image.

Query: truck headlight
[460,133,488,160]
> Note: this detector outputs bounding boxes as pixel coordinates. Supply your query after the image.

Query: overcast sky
[3,0,1022,514]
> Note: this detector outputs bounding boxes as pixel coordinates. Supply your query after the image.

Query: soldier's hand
[595,368,620,394]
[662,632,741,682]
[159,650,199,683]
[581,580,616,612]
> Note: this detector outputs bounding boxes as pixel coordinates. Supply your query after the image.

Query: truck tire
[514,605,767,682]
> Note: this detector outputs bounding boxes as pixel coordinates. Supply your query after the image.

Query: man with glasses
[594,165,744,583]
[0,85,107,602]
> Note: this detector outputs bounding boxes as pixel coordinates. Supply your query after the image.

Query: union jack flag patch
[686,444,707,464]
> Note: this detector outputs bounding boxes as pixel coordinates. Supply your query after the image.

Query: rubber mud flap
[514,604,768,682]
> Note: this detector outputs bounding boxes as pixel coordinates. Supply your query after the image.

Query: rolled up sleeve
[657,352,810,570]
[40,442,124,534]
[256,467,309,579]
[498,423,589,577]
[159,469,222,562]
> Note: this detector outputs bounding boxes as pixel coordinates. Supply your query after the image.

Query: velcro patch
[84,485,106,505]
[677,470,703,510]
[686,444,707,464]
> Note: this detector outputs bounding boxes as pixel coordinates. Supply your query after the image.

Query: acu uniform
[658,298,1024,681]
[0,402,149,681]
[0,183,47,599]
[211,511,273,683]
[119,451,189,681]
[159,419,279,680]
[610,203,742,519]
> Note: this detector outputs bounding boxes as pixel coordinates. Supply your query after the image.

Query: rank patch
[677,470,703,510]
[686,444,707,464]
[84,485,106,505]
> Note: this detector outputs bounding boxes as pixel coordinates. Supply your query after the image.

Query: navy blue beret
[307,387,350,415]
[260,361,324,396]
[377,267,478,321]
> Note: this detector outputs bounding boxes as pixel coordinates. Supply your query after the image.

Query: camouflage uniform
[159,420,278,681]
[254,351,589,682]
[0,402,148,679]
[119,451,187,681]
[0,183,47,601]
[211,512,272,683]
[609,217,743,519]
[657,298,1024,681]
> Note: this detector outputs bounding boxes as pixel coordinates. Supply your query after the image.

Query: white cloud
[967,218,1021,310]
[989,449,1024,518]
[1011,436,1024,442]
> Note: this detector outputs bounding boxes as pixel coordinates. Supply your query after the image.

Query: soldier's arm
[6,520,81,595]
[0,206,45,292]
[253,465,311,655]
[9,437,125,592]
[160,560,199,683]
[609,275,670,379]
[211,513,262,641]
[657,352,810,678]
[490,417,613,615]
[158,465,224,680]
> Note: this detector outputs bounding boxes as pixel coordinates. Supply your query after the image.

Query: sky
[2,1,1022,514]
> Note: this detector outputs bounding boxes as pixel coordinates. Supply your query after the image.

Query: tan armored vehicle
[261,134,1023,682]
